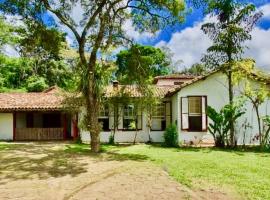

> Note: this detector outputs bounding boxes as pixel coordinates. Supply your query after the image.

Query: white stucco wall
[0,113,13,140]
[79,105,167,144]
[173,71,270,145]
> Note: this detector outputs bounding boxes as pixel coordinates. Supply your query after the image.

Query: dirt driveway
[0,143,236,200]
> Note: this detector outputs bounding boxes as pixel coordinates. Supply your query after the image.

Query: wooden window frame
[98,104,110,132]
[181,96,208,132]
[121,104,143,131]
[150,101,172,131]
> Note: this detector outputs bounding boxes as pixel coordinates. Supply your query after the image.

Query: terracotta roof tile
[153,74,199,84]
[104,85,178,98]
[0,88,64,111]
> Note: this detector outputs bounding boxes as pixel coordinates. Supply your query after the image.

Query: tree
[116,44,172,83]
[0,16,77,91]
[0,0,186,152]
[0,16,18,50]
[181,63,208,75]
[192,0,262,147]
[232,59,270,147]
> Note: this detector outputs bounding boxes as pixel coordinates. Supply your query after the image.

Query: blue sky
[144,0,270,45]
[127,0,270,71]
[3,0,270,71]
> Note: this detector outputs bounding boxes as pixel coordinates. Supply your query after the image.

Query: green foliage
[196,1,263,68]
[18,21,65,59]
[0,16,77,92]
[207,101,246,147]
[26,76,48,92]
[181,63,208,75]
[108,134,115,145]
[163,124,178,147]
[0,16,18,48]
[262,116,270,149]
[116,44,172,84]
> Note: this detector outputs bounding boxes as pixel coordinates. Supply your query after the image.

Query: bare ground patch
[0,142,240,200]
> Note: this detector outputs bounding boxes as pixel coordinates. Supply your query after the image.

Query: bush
[108,134,115,145]
[163,124,178,147]
[26,76,48,92]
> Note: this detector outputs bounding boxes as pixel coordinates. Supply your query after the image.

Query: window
[123,104,142,130]
[26,113,34,128]
[98,105,110,131]
[181,96,207,132]
[43,113,61,128]
[151,103,166,131]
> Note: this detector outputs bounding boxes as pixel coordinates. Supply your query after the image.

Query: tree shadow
[0,145,89,184]
[0,142,151,184]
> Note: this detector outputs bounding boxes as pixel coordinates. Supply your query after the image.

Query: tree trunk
[254,106,262,145]
[86,75,101,153]
[228,69,235,147]
[91,131,100,153]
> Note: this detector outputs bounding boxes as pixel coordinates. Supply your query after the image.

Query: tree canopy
[0,17,77,92]
[116,44,172,84]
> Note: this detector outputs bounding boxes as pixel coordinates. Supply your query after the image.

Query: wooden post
[13,112,16,141]
[73,114,79,140]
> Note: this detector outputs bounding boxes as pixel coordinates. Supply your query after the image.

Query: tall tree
[192,0,262,146]
[0,0,186,152]
[116,44,172,83]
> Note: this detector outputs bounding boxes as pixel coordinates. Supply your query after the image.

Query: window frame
[121,104,143,131]
[98,104,110,132]
[181,96,208,132]
[151,102,167,131]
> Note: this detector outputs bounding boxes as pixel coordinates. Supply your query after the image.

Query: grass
[1,142,269,199]
[102,144,270,200]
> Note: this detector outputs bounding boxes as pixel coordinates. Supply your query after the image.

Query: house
[0,71,269,145]
[0,86,79,141]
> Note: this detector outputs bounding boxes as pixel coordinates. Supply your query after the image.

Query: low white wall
[0,113,13,140]
[80,130,165,144]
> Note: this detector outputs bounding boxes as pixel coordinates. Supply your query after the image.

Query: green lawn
[101,144,270,200]
[0,142,269,200]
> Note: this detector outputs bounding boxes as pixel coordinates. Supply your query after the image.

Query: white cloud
[123,19,160,42]
[156,4,270,72]
[259,3,270,20]
[155,17,212,70]
[1,44,20,57]
[245,27,270,71]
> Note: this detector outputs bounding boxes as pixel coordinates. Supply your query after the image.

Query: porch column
[73,114,79,140]
[13,112,16,141]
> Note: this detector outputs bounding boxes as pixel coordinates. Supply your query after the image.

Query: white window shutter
[181,97,189,130]
[201,96,207,131]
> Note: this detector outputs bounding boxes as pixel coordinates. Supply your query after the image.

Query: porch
[14,112,78,141]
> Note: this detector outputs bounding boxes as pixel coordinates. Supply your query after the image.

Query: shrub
[207,101,246,147]
[163,124,178,147]
[108,134,115,145]
[26,76,48,92]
